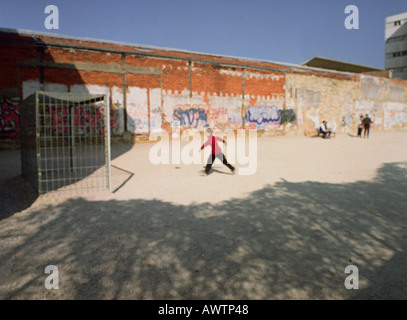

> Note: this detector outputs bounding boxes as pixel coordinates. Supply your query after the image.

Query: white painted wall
[149,88,162,133]
[126,86,148,134]
[22,80,67,99]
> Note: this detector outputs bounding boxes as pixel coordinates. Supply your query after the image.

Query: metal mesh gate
[20,92,111,195]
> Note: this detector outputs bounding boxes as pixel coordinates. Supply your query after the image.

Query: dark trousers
[357,127,362,137]
[364,126,370,138]
[321,130,331,138]
[205,153,235,174]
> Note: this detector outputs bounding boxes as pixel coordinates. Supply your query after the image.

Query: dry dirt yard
[1,131,407,300]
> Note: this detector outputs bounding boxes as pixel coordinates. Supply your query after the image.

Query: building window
[394,20,401,26]
[386,35,407,43]
[393,67,407,73]
[390,51,407,58]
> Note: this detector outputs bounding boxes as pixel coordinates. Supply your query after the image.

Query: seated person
[319,120,331,138]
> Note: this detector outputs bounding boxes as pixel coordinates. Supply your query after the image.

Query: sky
[1,0,406,69]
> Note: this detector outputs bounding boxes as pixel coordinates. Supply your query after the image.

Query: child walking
[200,128,235,175]
[357,115,364,137]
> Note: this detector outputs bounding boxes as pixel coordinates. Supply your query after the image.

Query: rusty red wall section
[0,29,289,138]
[1,29,406,138]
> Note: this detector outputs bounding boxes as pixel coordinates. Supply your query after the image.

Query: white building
[385,12,407,80]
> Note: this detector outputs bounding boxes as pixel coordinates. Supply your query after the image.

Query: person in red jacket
[200,128,235,175]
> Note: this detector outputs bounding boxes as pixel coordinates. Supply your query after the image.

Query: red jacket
[201,135,225,155]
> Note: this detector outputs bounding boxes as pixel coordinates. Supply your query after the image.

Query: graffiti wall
[18,81,123,136]
[39,104,117,136]
[162,90,205,131]
[71,84,121,136]
[341,92,354,131]
[171,104,243,131]
[111,86,125,136]
[173,105,209,128]
[127,87,149,134]
[149,88,162,133]
[280,109,297,124]
[0,98,20,138]
[246,105,281,126]
[125,87,163,134]
[209,95,242,129]
[245,105,296,129]
[384,102,407,128]
[162,92,242,131]
[171,102,243,131]
[287,71,407,133]
[6,72,407,141]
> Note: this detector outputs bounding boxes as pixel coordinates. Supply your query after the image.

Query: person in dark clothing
[319,120,331,138]
[357,115,364,138]
[362,114,373,138]
[200,128,235,175]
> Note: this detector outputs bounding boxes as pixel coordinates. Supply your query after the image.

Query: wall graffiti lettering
[386,109,407,126]
[73,105,110,135]
[128,118,149,133]
[127,104,148,133]
[0,98,20,138]
[227,114,243,124]
[342,114,353,128]
[49,105,69,133]
[245,106,281,125]
[245,106,296,126]
[42,104,117,135]
[280,108,297,124]
[173,106,209,128]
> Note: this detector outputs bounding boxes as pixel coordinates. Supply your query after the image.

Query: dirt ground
[1,131,407,300]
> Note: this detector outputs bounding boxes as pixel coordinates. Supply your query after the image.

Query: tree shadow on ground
[0,149,38,221]
[0,142,136,221]
[0,162,406,299]
[0,175,37,221]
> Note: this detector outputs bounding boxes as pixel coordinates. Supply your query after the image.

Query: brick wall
[1,28,407,140]
[286,71,407,134]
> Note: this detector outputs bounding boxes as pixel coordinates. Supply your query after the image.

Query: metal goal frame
[20,91,111,195]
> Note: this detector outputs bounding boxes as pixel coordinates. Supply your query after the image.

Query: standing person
[362,114,373,138]
[357,115,364,138]
[319,120,331,139]
[200,128,235,175]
